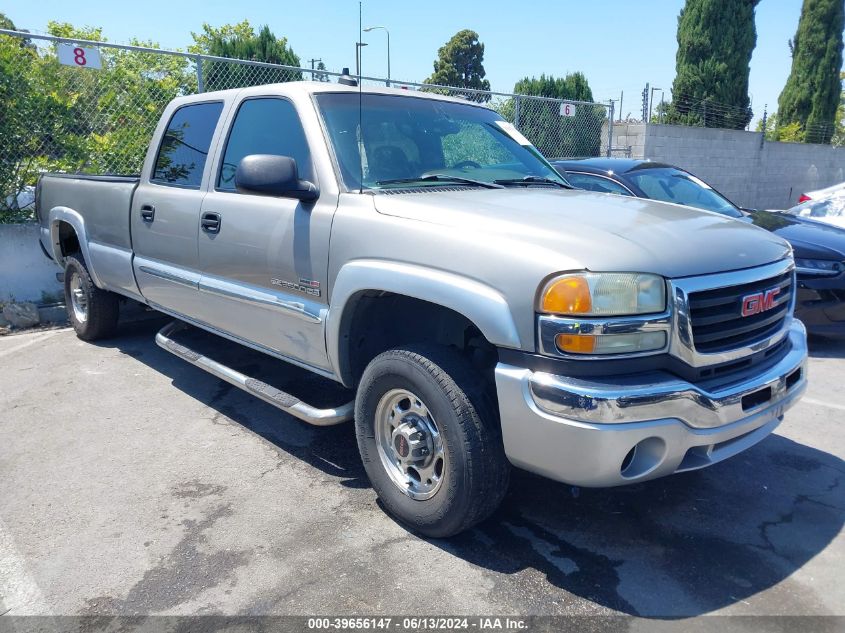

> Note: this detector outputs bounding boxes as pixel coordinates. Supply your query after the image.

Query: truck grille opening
[687,271,793,353]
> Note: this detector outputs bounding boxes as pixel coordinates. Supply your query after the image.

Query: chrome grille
[688,271,793,353]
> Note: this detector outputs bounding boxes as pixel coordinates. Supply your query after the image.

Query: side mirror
[235,154,319,202]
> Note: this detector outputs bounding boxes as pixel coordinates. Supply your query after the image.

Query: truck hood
[373,188,791,278]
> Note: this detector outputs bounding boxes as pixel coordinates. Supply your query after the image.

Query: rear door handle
[140,204,155,222]
[201,212,221,233]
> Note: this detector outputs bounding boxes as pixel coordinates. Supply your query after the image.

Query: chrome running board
[155,320,353,426]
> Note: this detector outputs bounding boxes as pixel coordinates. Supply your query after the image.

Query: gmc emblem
[741,287,781,317]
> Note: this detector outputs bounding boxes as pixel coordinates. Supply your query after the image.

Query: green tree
[313,60,330,82]
[423,29,490,102]
[191,21,302,91]
[755,110,808,143]
[777,0,845,144]
[505,73,604,158]
[666,0,759,129]
[1,20,194,220]
[0,14,42,219]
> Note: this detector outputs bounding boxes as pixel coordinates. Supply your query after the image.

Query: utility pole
[642,83,650,122]
[308,57,322,81]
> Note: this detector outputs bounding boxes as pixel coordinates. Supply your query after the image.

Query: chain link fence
[0,29,613,220]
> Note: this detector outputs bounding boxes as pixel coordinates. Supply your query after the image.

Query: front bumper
[495,320,808,487]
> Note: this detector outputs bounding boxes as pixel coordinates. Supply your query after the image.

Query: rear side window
[565,172,633,196]
[152,102,224,188]
[218,98,313,191]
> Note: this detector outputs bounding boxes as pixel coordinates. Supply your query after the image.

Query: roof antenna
[358,0,364,194]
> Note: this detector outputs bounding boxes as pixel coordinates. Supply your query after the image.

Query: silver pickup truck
[37,80,808,536]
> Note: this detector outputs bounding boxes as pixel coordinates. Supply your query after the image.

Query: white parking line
[0,330,62,360]
[801,397,845,413]
[0,517,51,615]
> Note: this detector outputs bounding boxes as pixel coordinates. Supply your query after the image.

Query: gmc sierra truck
[37,80,808,537]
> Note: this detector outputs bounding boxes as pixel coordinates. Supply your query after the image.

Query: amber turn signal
[555,333,596,353]
[541,276,592,314]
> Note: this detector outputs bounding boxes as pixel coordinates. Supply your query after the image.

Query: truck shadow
[808,333,845,359]
[437,438,844,616]
[99,316,844,618]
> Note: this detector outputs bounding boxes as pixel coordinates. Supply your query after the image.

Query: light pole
[363,26,390,87]
[649,86,661,123]
[355,41,368,76]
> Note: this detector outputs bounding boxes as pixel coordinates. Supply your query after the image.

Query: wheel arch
[327,260,521,387]
[48,207,105,288]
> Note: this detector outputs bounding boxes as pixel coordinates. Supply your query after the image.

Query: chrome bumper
[494,320,808,487]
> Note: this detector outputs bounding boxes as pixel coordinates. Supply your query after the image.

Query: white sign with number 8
[57,43,102,70]
[559,103,577,117]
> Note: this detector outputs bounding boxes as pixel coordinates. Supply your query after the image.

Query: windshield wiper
[494,176,571,188]
[375,174,504,189]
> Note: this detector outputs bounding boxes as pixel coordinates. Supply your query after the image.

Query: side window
[152,102,223,188]
[565,172,633,196]
[218,98,313,191]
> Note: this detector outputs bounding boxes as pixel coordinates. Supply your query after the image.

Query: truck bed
[37,173,140,254]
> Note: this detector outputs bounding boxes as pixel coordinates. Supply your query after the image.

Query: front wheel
[64,254,119,341]
[355,345,510,537]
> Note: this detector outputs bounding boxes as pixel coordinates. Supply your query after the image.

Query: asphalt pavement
[0,316,843,622]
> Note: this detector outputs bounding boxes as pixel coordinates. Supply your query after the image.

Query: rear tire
[355,344,510,537]
[64,254,119,341]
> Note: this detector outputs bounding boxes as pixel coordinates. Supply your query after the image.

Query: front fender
[48,207,104,288]
[327,259,522,380]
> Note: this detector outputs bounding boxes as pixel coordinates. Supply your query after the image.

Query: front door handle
[140,204,155,222]
[201,212,221,234]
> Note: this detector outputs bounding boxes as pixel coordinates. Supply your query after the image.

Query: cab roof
[551,157,676,175]
[175,80,490,109]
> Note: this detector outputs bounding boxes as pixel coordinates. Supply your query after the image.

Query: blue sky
[4,0,830,123]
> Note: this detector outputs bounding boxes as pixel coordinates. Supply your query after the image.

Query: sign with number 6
[57,43,102,70]
[559,103,577,117]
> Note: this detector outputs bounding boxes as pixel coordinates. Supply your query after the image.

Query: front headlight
[795,258,843,276]
[539,272,666,316]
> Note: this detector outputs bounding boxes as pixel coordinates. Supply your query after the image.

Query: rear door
[193,96,334,371]
[131,100,226,316]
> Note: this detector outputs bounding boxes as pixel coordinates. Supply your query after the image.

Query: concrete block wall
[0,223,63,304]
[608,123,845,210]
[602,122,647,158]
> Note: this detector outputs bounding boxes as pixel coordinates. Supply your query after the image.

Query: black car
[552,158,845,336]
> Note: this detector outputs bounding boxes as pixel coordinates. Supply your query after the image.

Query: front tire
[355,345,510,537]
[64,254,119,341]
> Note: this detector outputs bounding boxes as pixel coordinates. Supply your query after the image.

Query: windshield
[626,167,743,218]
[786,196,845,220]
[315,93,569,191]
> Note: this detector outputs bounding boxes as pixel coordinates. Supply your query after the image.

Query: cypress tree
[667,0,759,129]
[777,0,845,144]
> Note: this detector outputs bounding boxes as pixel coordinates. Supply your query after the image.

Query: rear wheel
[64,254,119,341]
[355,345,509,537]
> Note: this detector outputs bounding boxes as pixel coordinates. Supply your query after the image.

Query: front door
[131,101,225,316]
[194,96,334,372]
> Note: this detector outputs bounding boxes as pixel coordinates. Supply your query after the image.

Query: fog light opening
[620,437,667,479]
[621,446,636,472]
